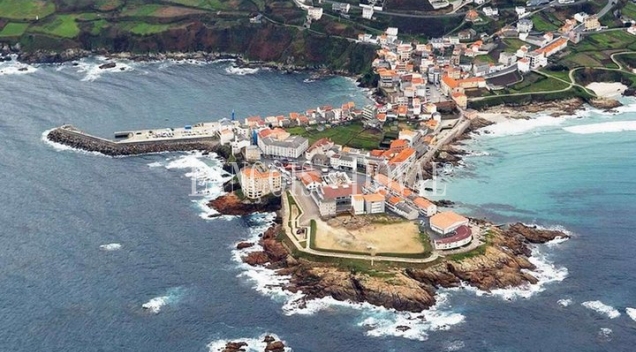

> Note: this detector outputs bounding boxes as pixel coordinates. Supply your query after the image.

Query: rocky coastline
[240,221,568,313]
[207,192,282,217]
[216,335,286,352]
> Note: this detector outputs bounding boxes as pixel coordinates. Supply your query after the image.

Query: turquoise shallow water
[1,57,636,351]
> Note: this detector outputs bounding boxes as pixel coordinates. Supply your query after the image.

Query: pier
[47,125,220,156]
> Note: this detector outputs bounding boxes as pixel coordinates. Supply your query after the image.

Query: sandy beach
[586,82,628,98]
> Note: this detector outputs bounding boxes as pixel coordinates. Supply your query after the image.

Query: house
[629,24,636,35]
[526,51,547,69]
[526,0,549,6]
[250,14,263,24]
[433,225,472,250]
[517,57,531,72]
[413,197,438,217]
[244,115,264,128]
[240,166,282,199]
[474,0,486,5]
[499,51,518,66]
[451,92,468,109]
[218,129,235,145]
[483,7,499,17]
[583,15,600,31]
[307,7,323,20]
[558,0,575,3]
[362,6,374,19]
[331,2,350,13]
[559,19,577,34]
[536,38,568,58]
[330,154,357,170]
[352,193,386,215]
[305,137,334,161]
[386,197,419,220]
[515,6,526,17]
[243,145,261,162]
[311,184,361,217]
[517,19,533,33]
[430,211,469,234]
[298,171,322,190]
[574,12,589,23]
[465,9,481,22]
[458,28,477,40]
[388,148,416,176]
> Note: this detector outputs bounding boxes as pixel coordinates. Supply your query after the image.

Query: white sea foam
[563,121,636,135]
[225,65,260,75]
[443,340,466,351]
[99,243,122,251]
[481,114,574,137]
[557,298,573,307]
[626,307,636,321]
[142,287,185,314]
[40,128,110,157]
[581,300,621,319]
[206,333,291,352]
[75,56,134,82]
[0,55,38,76]
[598,327,613,341]
[158,151,233,218]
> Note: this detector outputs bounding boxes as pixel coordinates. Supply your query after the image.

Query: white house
[430,211,469,235]
[574,12,589,23]
[483,7,499,17]
[517,57,531,72]
[413,197,437,217]
[515,6,526,17]
[362,6,374,19]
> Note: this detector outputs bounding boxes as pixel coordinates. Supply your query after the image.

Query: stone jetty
[47,125,219,156]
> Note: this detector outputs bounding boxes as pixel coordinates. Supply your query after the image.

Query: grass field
[0,23,30,37]
[164,0,234,11]
[30,15,80,38]
[510,72,569,93]
[118,21,171,35]
[531,13,559,32]
[121,4,163,17]
[622,2,636,19]
[0,0,55,20]
[503,38,533,53]
[287,122,383,150]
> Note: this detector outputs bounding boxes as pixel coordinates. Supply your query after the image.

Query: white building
[257,128,308,159]
[499,51,518,66]
[413,197,437,217]
[574,12,589,23]
[517,19,533,33]
[362,6,374,19]
[526,51,547,69]
[240,166,282,199]
[433,225,472,250]
[517,57,531,72]
[430,211,469,234]
[352,193,386,215]
[515,6,526,17]
[307,7,323,20]
[332,2,351,13]
[231,139,251,155]
[483,7,499,17]
[218,129,235,145]
[330,154,357,170]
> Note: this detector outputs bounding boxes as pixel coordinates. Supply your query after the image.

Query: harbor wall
[47,126,220,156]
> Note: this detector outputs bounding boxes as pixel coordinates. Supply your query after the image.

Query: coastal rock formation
[588,98,622,111]
[243,223,567,312]
[207,192,281,216]
[221,342,248,352]
[236,242,255,250]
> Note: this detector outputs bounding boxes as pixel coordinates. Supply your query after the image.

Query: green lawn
[503,38,533,53]
[0,0,55,20]
[121,4,163,17]
[531,13,559,32]
[287,122,383,150]
[622,2,636,20]
[90,19,109,35]
[510,73,570,93]
[0,22,29,37]
[29,15,80,38]
[119,21,171,35]
[164,0,232,11]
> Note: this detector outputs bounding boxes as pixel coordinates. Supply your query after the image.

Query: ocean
[1,56,635,351]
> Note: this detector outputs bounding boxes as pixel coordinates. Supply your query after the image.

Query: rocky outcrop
[588,97,622,111]
[46,125,219,156]
[215,337,286,352]
[236,242,255,250]
[207,192,281,216]
[221,342,248,352]
[242,222,568,312]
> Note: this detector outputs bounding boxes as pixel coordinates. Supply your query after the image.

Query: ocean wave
[225,65,260,75]
[626,307,636,321]
[581,300,621,319]
[443,340,466,351]
[157,151,233,218]
[207,333,291,352]
[562,120,636,135]
[142,287,185,314]
[99,243,122,251]
[40,128,110,157]
[480,114,575,137]
[557,298,573,307]
[0,56,38,76]
[75,56,134,82]
[598,327,613,342]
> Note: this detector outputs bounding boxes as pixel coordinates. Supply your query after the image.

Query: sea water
[1,58,636,351]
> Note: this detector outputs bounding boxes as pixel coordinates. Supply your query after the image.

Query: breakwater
[47,125,220,156]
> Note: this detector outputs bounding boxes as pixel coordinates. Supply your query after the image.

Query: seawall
[47,125,219,156]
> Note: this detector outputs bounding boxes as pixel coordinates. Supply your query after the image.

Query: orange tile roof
[242,167,280,179]
[442,75,458,89]
[430,211,468,230]
[377,113,387,122]
[388,196,402,205]
[370,149,385,157]
[413,197,434,210]
[363,193,385,202]
[352,194,364,202]
[397,105,408,115]
[390,139,408,149]
[289,112,299,120]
